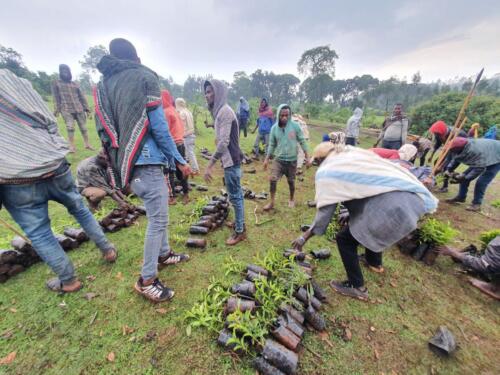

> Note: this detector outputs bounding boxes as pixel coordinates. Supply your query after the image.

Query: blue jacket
[135,106,185,166]
[257,115,273,135]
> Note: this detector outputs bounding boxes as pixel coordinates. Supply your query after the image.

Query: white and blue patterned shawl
[315,146,438,213]
[0,69,68,183]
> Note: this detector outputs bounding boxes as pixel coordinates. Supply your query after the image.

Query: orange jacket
[161,90,184,144]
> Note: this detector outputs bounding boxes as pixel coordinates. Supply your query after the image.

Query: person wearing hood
[94,38,192,303]
[0,69,117,293]
[263,105,311,210]
[203,79,246,246]
[175,97,199,174]
[52,64,93,153]
[162,90,189,205]
[369,144,418,162]
[292,133,438,300]
[428,120,468,193]
[374,103,409,149]
[292,113,310,173]
[443,137,500,212]
[252,98,274,159]
[345,107,363,146]
[236,97,250,138]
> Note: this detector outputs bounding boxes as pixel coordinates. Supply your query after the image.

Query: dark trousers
[169,143,189,196]
[457,162,500,205]
[335,225,382,288]
[382,140,402,149]
[345,137,356,146]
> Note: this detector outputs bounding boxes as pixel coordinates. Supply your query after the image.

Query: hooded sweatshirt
[161,90,184,144]
[267,104,309,162]
[345,107,363,138]
[175,98,195,137]
[204,79,242,168]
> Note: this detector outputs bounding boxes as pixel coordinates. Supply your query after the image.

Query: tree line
[2,43,499,113]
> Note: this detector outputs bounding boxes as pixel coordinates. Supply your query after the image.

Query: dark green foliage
[410,92,500,135]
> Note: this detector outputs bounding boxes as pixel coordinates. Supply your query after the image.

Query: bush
[410,92,500,135]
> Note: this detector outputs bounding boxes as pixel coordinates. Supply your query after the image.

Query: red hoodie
[161,90,184,144]
[369,148,400,159]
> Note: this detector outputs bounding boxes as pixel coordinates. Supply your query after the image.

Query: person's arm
[374,119,387,146]
[147,106,186,166]
[252,119,259,134]
[208,108,233,168]
[291,204,338,251]
[77,86,90,113]
[295,124,311,165]
[401,118,409,143]
[52,81,61,116]
[445,157,461,173]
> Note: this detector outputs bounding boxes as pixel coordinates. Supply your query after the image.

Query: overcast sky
[1,0,499,83]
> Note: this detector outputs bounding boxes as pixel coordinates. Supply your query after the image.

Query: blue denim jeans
[382,140,402,150]
[0,164,113,284]
[130,165,171,280]
[224,165,245,233]
[457,162,500,205]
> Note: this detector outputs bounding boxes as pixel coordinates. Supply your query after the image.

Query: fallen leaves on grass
[155,308,167,315]
[0,351,16,365]
[343,328,352,341]
[9,308,17,313]
[374,348,380,360]
[86,275,96,282]
[318,331,334,348]
[106,352,115,362]
[115,272,124,281]
[1,329,14,339]
[122,325,135,336]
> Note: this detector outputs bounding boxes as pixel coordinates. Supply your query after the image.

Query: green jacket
[267,104,309,162]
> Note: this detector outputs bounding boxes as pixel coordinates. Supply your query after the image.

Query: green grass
[1,104,499,374]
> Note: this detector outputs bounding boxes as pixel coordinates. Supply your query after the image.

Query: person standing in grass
[292,133,437,301]
[175,97,200,174]
[203,79,247,246]
[0,69,117,293]
[162,90,190,205]
[94,38,191,303]
[293,113,310,174]
[263,105,311,210]
[345,107,363,146]
[444,137,500,212]
[251,98,274,159]
[236,96,250,138]
[52,64,94,153]
[374,103,409,149]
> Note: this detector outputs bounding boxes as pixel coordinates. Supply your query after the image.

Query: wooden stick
[0,217,31,244]
[431,68,484,175]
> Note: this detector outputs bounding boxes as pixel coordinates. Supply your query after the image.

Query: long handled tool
[0,217,31,244]
[432,68,484,175]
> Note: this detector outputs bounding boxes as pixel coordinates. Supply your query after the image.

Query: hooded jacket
[161,90,184,144]
[267,104,309,162]
[345,107,363,138]
[204,79,242,168]
[175,98,195,137]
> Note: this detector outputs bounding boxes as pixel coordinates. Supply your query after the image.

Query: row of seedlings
[218,255,328,375]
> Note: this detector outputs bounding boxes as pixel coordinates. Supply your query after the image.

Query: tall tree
[297,45,338,78]
[80,45,108,74]
[300,74,333,103]
[0,45,29,78]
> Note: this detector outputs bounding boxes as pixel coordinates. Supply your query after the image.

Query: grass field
[0,105,499,375]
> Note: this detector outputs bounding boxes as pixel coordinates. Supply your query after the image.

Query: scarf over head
[314,145,438,213]
[93,54,161,188]
[237,97,250,113]
[58,64,72,82]
[175,97,195,135]
[258,98,273,118]
[398,144,418,161]
[430,120,447,137]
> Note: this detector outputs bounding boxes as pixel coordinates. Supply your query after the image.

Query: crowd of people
[0,38,499,303]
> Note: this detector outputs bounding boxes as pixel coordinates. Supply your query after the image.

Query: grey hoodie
[204,79,242,168]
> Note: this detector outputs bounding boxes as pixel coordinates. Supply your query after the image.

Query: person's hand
[305,156,313,168]
[178,163,193,179]
[422,177,434,188]
[435,245,454,256]
[204,164,214,183]
[338,210,350,226]
[263,158,269,171]
[291,236,306,252]
[119,201,131,211]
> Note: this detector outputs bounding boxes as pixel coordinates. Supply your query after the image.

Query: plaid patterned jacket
[52,80,89,114]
